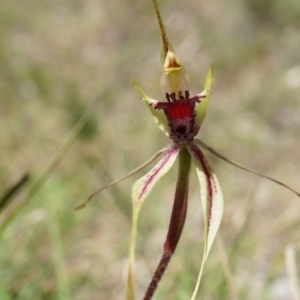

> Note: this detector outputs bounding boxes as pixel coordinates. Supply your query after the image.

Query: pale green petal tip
[194,65,215,128]
[131,76,151,104]
[131,76,170,137]
[204,64,214,93]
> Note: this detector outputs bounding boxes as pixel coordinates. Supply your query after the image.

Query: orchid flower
[76,0,300,299]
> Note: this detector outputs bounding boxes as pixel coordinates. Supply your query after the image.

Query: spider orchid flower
[76,0,300,299]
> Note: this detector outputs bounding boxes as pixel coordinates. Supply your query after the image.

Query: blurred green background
[0,0,300,299]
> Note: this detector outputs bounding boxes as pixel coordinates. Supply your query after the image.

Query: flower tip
[208,64,214,79]
[204,64,215,91]
[130,75,137,86]
[74,203,87,211]
[75,193,97,211]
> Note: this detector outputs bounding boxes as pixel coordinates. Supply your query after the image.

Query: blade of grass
[0,173,30,213]
[46,181,71,300]
[0,280,13,300]
[285,245,300,300]
[0,96,100,235]
[216,234,239,300]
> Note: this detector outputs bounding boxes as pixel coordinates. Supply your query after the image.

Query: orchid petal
[194,65,214,128]
[127,145,180,300]
[75,147,168,210]
[188,143,223,300]
[131,76,170,137]
[195,139,300,197]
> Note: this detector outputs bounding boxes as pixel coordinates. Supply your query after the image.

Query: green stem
[46,193,71,300]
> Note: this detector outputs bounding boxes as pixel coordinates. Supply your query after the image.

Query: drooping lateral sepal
[132,145,180,207]
[195,139,300,197]
[194,65,214,128]
[187,143,223,300]
[127,144,180,300]
[75,147,168,210]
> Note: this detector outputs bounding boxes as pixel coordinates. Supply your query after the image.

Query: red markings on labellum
[152,92,205,144]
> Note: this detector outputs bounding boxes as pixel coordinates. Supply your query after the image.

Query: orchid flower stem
[143,147,191,300]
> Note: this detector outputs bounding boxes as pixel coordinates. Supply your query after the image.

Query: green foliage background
[0,0,300,299]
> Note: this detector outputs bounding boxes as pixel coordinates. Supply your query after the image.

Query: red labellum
[152,92,205,144]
